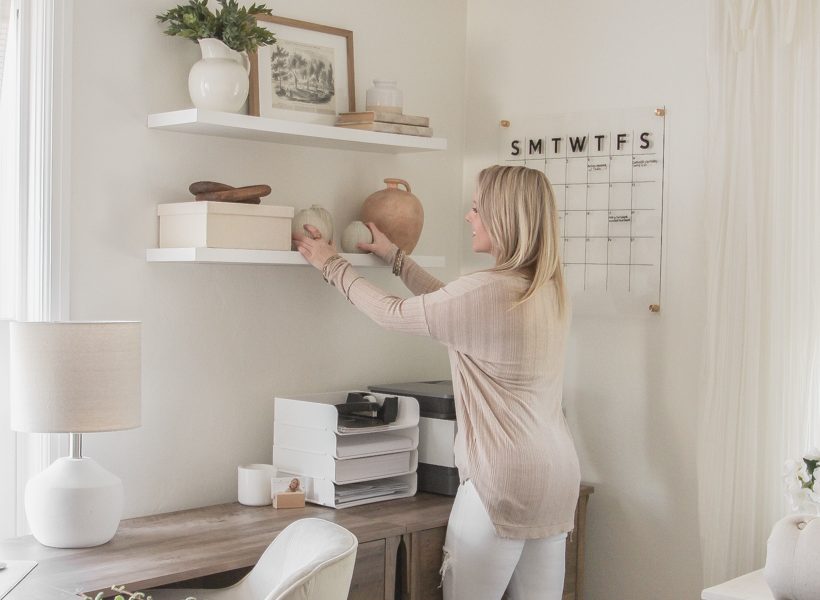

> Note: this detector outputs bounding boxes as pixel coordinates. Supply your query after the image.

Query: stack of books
[272,391,420,508]
[335,111,433,137]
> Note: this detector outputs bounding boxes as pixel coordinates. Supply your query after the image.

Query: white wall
[463,2,707,599]
[69,0,466,516]
[67,1,707,597]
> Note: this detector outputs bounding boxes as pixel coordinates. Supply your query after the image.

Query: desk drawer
[404,527,446,600]
[349,539,386,600]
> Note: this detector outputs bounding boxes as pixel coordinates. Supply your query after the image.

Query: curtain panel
[699,0,820,585]
[0,0,10,95]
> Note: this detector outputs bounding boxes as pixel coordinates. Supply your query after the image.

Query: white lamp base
[25,457,124,548]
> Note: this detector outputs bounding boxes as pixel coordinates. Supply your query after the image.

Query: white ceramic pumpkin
[765,513,820,599]
[341,221,373,253]
[292,204,334,242]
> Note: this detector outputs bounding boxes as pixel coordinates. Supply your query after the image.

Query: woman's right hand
[358,222,394,260]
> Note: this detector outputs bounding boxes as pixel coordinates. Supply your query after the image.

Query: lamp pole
[68,433,82,460]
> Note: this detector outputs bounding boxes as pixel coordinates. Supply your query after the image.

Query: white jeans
[441,481,567,600]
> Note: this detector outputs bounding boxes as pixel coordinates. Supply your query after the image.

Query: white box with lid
[157,201,294,250]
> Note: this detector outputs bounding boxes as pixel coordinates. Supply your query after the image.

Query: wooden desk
[0,486,592,600]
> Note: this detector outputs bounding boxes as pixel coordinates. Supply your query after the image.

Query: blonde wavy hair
[475,164,566,314]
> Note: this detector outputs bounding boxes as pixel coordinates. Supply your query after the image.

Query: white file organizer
[275,391,420,433]
[273,391,420,508]
[306,473,418,509]
[274,422,419,458]
[273,447,418,483]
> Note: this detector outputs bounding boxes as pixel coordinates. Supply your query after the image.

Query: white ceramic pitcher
[188,38,250,113]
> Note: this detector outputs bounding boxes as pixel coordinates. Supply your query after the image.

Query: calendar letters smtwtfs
[500,107,665,314]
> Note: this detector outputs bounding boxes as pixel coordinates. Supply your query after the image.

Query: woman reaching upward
[295,165,579,600]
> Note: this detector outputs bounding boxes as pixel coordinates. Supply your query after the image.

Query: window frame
[0,0,72,538]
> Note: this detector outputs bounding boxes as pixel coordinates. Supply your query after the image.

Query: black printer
[369,380,458,496]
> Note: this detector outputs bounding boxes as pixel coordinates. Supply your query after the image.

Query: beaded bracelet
[392,248,405,276]
[321,254,343,283]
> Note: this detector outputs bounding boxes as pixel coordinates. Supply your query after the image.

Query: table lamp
[9,321,141,548]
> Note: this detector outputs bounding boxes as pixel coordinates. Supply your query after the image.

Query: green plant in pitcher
[82,584,197,600]
[157,0,276,53]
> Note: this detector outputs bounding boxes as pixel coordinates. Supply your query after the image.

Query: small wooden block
[273,491,305,509]
[189,181,234,195]
[195,185,271,203]
[194,195,262,204]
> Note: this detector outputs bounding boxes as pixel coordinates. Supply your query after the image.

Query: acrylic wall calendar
[499,107,666,314]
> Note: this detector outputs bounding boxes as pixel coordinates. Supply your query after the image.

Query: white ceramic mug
[237,464,276,506]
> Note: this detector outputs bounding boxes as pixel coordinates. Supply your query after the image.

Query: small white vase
[365,79,403,114]
[188,38,250,113]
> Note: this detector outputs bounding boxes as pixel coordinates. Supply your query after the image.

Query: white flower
[785,463,810,487]
[784,454,820,513]
[804,447,820,461]
[798,461,812,482]
[787,490,807,511]
[785,459,801,475]
[786,477,804,494]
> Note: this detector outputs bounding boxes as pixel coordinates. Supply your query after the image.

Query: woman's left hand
[293,224,338,270]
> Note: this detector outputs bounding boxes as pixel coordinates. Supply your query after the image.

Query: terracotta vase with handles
[360,179,424,254]
[188,38,250,113]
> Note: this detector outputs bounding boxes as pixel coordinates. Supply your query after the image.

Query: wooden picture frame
[249,16,355,125]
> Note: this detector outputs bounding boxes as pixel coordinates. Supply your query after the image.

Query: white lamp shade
[10,321,141,433]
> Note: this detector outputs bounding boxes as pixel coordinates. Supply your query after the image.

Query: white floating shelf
[146,247,445,268]
[147,109,447,153]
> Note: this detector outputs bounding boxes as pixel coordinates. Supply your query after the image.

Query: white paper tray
[274,391,420,435]
[274,422,418,459]
[273,445,418,484]
[292,472,418,509]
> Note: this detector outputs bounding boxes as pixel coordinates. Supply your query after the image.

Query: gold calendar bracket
[649,304,661,313]
[500,120,511,128]
[655,107,666,117]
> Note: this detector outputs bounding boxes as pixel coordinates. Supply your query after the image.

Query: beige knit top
[325,249,580,539]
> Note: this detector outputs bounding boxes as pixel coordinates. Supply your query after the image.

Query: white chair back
[146,518,358,600]
[241,518,358,600]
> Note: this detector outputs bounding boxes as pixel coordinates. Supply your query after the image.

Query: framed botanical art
[249,16,355,125]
